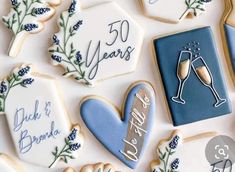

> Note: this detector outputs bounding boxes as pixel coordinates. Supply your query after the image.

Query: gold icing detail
[196,66,211,85]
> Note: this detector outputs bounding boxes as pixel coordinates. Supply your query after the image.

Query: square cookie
[153,27,232,126]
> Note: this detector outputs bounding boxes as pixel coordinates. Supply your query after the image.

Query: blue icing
[224,24,235,71]
[80,82,155,169]
[153,27,231,126]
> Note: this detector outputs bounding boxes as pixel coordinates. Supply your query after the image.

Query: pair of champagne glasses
[172,51,226,107]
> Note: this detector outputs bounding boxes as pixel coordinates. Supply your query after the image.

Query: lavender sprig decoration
[179,0,213,20]
[49,128,81,168]
[49,0,89,85]
[0,65,34,113]
[2,0,54,57]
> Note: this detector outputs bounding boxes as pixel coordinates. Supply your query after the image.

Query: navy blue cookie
[153,27,232,126]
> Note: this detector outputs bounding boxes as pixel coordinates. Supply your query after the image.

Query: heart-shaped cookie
[49,1,144,86]
[80,81,155,169]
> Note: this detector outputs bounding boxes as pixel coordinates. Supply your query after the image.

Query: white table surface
[0,0,235,171]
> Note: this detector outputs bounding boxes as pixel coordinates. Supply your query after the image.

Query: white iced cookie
[2,0,61,57]
[0,64,84,168]
[0,153,25,172]
[151,130,217,172]
[64,163,117,172]
[49,1,144,86]
[140,0,213,23]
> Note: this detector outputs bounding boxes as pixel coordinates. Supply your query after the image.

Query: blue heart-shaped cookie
[80,81,155,169]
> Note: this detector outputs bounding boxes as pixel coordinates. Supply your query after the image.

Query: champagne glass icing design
[192,57,226,107]
[172,51,192,104]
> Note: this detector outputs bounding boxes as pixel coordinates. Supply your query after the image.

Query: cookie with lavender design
[2,0,61,57]
[139,0,213,23]
[49,1,144,86]
[151,130,217,172]
[1,64,84,168]
[0,153,25,172]
[64,162,117,172]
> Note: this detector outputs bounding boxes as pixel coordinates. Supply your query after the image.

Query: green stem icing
[179,0,209,20]
[50,13,89,85]
[49,138,74,168]
[0,72,31,113]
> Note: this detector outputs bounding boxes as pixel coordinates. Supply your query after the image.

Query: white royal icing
[49,1,144,86]
[0,154,24,172]
[2,0,61,57]
[1,64,83,168]
[141,0,213,23]
[151,130,216,172]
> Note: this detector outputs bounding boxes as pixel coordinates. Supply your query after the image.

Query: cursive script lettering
[84,20,135,80]
[18,121,60,154]
[120,90,151,162]
[130,109,147,137]
[136,93,150,108]
[120,139,138,162]
[14,100,42,132]
[85,40,135,80]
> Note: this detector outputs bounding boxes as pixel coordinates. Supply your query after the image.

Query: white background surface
[0,0,235,171]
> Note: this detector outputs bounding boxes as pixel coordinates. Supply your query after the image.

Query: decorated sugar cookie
[64,163,117,172]
[151,130,217,171]
[49,1,144,86]
[80,81,155,169]
[0,64,84,168]
[153,27,231,126]
[2,0,61,57]
[0,153,25,172]
[221,0,235,86]
[139,0,213,24]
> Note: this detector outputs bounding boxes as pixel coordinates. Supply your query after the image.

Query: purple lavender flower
[68,0,77,13]
[0,82,7,94]
[68,128,77,141]
[73,20,83,31]
[18,66,30,77]
[24,24,38,32]
[11,0,18,6]
[51,55,62,63]
[52,35,60,45]
[33,7,50,15]
[169,135,180,149]
[22,78,34,86]
[75,51,82,62]
[171,158,180,170]
[69,143,80,151]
